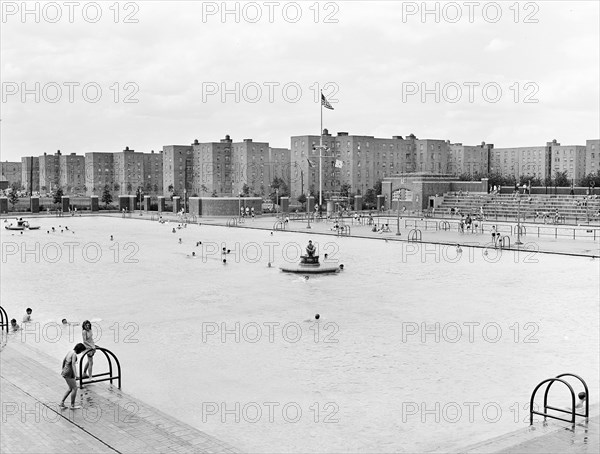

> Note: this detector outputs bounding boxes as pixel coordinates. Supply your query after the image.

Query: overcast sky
[1,1,599,162]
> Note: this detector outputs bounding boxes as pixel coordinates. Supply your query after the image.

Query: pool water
[1,216,598,452]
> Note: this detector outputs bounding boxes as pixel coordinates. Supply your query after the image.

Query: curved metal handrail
[78,347,122,389]
[0,306,9,334]
[337,225,351,236]
[226,217,238,227]
[515,225,527,235]
[439,221,450,231]
[530,377,575,425]
[408,229,422,242]
[544,373,589,420]
[499,235,511,249]
[273,221,286,231]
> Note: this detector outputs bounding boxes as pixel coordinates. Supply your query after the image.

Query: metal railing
[0,306,9,334]
[78,347,122,389]
[530,373,589,425]
[408,229,422,242]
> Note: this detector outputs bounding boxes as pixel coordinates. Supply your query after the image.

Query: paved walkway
[459,413,599,453]
[166,213,600,258]
[0,340,239,454]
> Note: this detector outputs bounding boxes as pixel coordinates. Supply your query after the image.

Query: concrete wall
[0,197,7,213]
[279,197,290,213]
[198,197,262,216]
[188,197,201,216]
[119,195,130,211]
[90,196,99,211]
[30,197,39,213]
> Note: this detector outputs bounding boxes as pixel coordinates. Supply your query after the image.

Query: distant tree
[579,171,600,188]
[260,184,266,197]
[144,182,153,193]
[269,177,289,204]
[41,185,47,192]
[126,182,133,193]
[168,184,174,193]
[101,185,113,207]
[297,194,307,206]
[373,179,383,195]
[553,171,570,187]
[200,184,209,196]
[8,182,19,210]
[242,183,251,196]
[211,190,218,197]
[340,183,351,198]
[153,184,159,193]
[53,188,64,205]
[82,185,88,193]
[113,183,120,192]
[363,188,377,209]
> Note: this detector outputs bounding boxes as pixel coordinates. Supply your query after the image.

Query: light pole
[276,188,279,219]
[396,192,401,236]
[238,192,242,220]
[515,193,523,246]
[306,194,312,229]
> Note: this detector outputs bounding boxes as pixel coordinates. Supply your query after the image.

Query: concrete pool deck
[120,212,600,258]
[3,211,599,258]
[0,340,239,454]
[2,337,597,454]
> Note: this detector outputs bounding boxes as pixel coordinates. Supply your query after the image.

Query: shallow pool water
[1,216,598,452]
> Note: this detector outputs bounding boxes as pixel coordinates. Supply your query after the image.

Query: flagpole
[319,90,323,209]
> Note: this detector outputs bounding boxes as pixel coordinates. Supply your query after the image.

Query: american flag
[321,93,334,110]
[307,158,315,168]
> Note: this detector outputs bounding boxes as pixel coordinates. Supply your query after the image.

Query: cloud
[485,39,513,52]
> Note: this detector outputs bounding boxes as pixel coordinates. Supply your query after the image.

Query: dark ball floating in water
[339,264,344,270]
[222,259,227,264]
[315,314,320,320]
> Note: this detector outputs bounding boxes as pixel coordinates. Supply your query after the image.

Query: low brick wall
[198,197,262,216]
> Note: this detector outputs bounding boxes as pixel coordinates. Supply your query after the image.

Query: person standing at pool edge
[82,321,96,379]
[60,343,86,409]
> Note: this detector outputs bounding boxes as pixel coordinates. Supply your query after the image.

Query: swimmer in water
[575,392,587,411]
[456,244,462,253]
[267,262,272,268]
[10,319,20,332]
[304,275,310,280]
[23,308,33,323]
[110,235,113,241]
[178,238,182,244]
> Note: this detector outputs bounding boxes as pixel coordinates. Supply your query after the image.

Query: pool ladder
[529,373,589,425]
[78,347,122,389]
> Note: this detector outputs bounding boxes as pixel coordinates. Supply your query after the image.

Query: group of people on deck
[8,308,98,410]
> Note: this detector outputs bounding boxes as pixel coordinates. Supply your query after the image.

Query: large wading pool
[1,216,598,453]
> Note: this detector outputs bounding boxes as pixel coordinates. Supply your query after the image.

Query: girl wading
[60,343,86,409]
[82,320,97,379]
